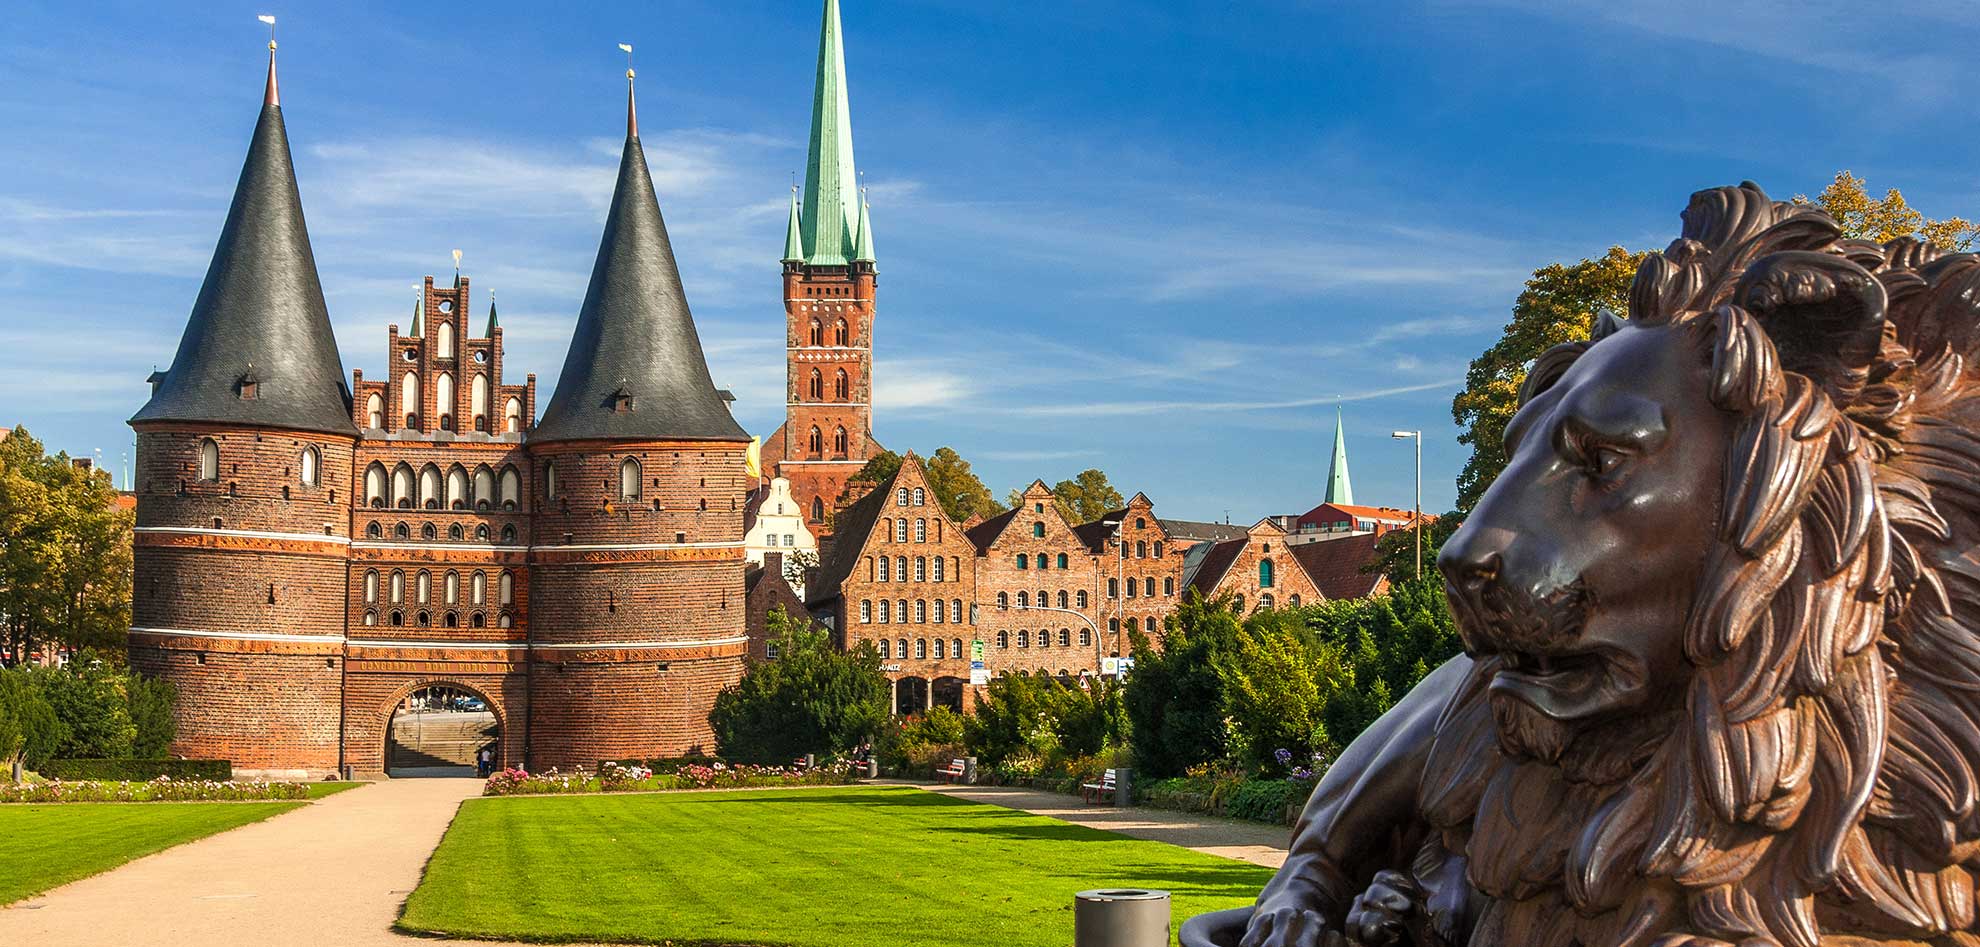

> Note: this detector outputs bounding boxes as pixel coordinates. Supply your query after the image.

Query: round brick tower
[127,49,357,778]
[525,71,752,769]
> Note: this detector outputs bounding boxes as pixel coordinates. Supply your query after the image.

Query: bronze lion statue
[1183,182,1980,947]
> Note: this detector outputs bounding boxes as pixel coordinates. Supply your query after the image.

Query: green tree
[922,447,1003,521]
[1451,247,1642,513]
[36,654,137,760]
[0,668,61,774]
[1005,469,1126,524]
[1216,609,1354,773]
[1795,171,1978,250]
[1121,595,1244,777]
[846,450,903,487]
[708,607,889,763]
[0,428,133,661]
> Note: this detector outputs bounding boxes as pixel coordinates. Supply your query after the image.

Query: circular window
[473,351,488,363]
[439,300,453,313]
[403,348,417,361]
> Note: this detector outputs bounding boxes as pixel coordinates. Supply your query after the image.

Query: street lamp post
[1391,430,1423,579]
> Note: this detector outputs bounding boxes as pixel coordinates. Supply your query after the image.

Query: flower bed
[0,776,311,803]
[483,760,856,797]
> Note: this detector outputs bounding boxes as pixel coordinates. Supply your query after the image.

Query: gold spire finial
[258,15,279,106]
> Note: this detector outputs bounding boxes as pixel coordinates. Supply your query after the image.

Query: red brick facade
[1186,518,1326,611]
[762,260,880,534]
[809,457,1189,712]
[131,276,749,777]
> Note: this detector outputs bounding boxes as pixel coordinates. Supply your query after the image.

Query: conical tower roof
[852,191,876,264]
[798,0,861,265]
[131,49,354,437]
[530,73,747,445]
[1324,406,1353,506]
[782,187,804,264]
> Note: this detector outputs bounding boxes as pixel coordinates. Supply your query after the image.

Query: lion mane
[1415,182,1980,947]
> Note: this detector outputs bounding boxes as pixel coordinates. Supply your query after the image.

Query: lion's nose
[1438,527,1505,591]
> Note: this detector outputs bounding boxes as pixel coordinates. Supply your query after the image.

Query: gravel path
[896,780,1292,867]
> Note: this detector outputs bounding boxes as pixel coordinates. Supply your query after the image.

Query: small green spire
[1325,405,1353,506]
[782,186,804,264]
[485,290,500,335]
[852,189,875,264]
[409,286,423,337]
[798,0,859,266]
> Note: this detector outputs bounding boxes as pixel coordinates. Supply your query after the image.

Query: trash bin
[1115,767,1133,808]
[1074,888,1170,947]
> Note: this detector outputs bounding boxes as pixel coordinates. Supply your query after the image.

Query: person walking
[476,746,494,778]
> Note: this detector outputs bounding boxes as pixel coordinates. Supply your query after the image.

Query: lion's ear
[1735,251,1887,405]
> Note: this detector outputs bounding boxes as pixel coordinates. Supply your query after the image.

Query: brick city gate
[386,684,501,777]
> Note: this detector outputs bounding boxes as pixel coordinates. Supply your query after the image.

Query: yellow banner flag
[744,435,762,478]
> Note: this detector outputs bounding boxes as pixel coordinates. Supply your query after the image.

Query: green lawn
[399,785,1273,947]
[0,801,304,904]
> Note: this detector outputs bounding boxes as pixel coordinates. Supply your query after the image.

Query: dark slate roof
[964,507,1022,555]
[741,484,767,537]
[1160,518,1250,545]
[807,463,900,606]
[1289,534,1389,601]
[1071,507,1128,554]
[131,92,354,437]
[530,132,747,444]
[1186,538,1246,598]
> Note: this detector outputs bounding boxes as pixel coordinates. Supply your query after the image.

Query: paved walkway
[0,778,506,947]
[896,780,1292,867]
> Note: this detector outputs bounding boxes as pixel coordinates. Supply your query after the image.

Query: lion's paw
[1344,869,1424,947]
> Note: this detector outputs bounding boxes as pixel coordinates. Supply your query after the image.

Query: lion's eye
[1591,446,1627,477]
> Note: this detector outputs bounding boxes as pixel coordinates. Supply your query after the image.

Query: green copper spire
[782,186,804,263]
[485,291,500,335]
[798,0,860,266]
[1325,406,1353,506]
[852,189,875,264]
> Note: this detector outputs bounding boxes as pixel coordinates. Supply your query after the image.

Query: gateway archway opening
[386,684,498,777]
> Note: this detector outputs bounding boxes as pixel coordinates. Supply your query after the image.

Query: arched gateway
[382,682,502,777]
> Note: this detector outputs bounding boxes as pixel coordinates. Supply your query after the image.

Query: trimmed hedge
[41,758,232,781]
[1137,775,1310,826]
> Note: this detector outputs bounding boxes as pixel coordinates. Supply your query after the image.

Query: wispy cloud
[1012,378,1461,418]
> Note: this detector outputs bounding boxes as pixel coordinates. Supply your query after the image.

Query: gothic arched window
[833,318,848,346]
[198,438,219,482]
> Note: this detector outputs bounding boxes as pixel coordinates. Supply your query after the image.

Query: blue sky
[4,1,1977,521]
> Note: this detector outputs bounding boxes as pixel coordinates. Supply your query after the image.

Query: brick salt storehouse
[128,45,748,777]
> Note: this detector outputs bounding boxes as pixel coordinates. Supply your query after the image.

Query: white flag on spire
[257,14,276,25]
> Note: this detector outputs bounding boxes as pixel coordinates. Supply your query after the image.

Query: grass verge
[0,801,303,904]
[307,781,365,799]
[398,784,1272,947]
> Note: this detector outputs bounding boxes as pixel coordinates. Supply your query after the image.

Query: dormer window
[236,366,259,400]
[611,385,634,414]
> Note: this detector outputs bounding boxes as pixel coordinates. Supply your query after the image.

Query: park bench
[935,758,967,783]
[1082,769,1118,804]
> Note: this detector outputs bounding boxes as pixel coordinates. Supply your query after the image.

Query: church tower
[764,0,880,534]
[524,64,753,767]
[127,45,357,776]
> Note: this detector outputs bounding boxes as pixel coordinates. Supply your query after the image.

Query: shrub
[709,608,889,764]
[1224,779,1311,824]
[41,758,231,781]
[35,656,138,760]
[965,673,1126,769]
[127,675,177,759]
[876,706,967,775]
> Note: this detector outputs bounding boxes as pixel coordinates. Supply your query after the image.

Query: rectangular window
[1108,578,1119,598]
